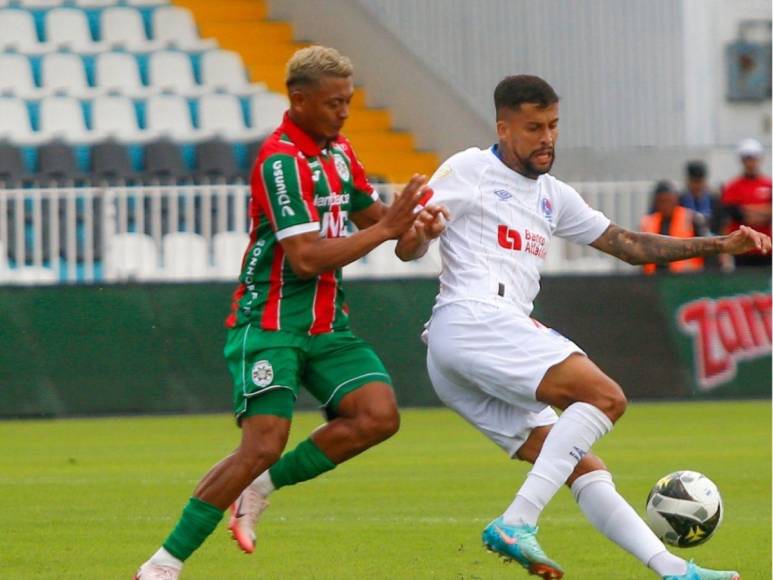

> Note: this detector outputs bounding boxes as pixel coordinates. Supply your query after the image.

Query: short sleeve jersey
[721,174,772,238]
[226,113,379,334]
[427,146,610,317]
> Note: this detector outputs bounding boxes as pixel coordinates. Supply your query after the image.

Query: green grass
[0,401,770,579]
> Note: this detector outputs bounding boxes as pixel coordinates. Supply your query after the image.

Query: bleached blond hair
[286,45,353,89]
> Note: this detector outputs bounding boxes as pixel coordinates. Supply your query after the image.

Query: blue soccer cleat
[663,560,740,580]
[482,517,564,579]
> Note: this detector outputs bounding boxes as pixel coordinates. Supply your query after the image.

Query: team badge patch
[541,197,554,221]
[334,155,351,181]
[251,360,274,387]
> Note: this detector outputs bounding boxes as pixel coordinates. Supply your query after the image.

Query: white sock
[252,470,276,497]
[149,547,183,570]
[571,470,687,577]
[503,402,612,526]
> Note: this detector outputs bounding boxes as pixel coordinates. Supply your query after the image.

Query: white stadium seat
[198,93,264,141]
[126,0,168,5]
[40,53,91,97]
[162,232,210,280]
[146,94,212,142]
[104,233,161,281]
[0,97,44,145]
[152,5,216,50]
[148,50,201,95]
[91,95,147,142]
[0,9,47,53]
[39,95,93,143]
[46,8,105,53]
[212,231,249,280]
[94,52,148,97]
[18,0,64,7]
[74,0,118,6]
[249,92,289,136]
[200,50,265,95]
[101,6,159,51]
[0,54,40,98]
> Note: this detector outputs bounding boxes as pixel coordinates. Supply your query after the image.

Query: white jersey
[428,146,610,318]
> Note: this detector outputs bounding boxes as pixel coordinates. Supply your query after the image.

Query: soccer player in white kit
[397,75,771,580]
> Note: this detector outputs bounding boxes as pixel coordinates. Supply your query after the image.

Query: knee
[238,438,285,478]
[355,405,400,445]
[594,380,627,423]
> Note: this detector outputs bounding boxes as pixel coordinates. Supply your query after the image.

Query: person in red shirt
[721,138,772,267]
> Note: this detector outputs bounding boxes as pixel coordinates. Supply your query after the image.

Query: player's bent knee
[355,405,400,444]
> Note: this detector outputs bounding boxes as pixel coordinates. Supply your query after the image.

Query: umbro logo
[494,189,513,201]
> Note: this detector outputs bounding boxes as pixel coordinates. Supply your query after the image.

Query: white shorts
[426,302,584,456]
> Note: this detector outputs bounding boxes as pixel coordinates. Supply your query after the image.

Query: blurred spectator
[640,180,707,274]
[720,139,772,267]
[679,160,722,234]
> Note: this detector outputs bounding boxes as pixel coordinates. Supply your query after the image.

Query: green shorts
[224,325,392,422]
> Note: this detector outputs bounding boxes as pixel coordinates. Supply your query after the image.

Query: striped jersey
[226,113,379,334]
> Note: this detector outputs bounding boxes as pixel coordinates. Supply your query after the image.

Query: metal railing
[0,181,655,284]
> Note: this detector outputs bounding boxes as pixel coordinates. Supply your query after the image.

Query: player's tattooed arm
[590,223,771,265]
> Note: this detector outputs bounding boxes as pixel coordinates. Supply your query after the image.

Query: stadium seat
[195,138,239,182]
[38,96,93,143]
[146,94,211,142]
[147,50,202,95]
[161,231,210,280]
[94,52,149,97]
[36,140,79,184]
[126,0,169,5]
[151,5,216,51]
[40,53,92,97]
[101,6,160,51]
[249,92,288,136]
[0,9,47,53]
[198,93,264,142]
[0,54,40,99]
[90,140,134,184]
[212,230,248,280]
[74,0,118,7]
[91,94,147,142]
[104,232,161,281]
[200,50,265,95]
[46,8,105,53]
[143,138,188,183]
[0,142,26,187]
[18,0,64,7]
[0,97,44,145]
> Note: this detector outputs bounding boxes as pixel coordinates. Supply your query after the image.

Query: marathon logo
[271,159,296,218]
[678,292,771,390]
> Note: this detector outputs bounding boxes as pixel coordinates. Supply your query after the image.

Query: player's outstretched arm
[280,174,430,278]
[590,223,771,265]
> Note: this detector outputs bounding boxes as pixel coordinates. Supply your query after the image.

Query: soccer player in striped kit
[134,46,446,579]
[398,75,769,579]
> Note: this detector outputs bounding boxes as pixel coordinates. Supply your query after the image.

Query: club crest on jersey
[251,360,274,387]
[540,197,554,221]
[494,189,513,201]
[333,155,350,182]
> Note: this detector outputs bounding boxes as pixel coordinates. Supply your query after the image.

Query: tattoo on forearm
[591,225,723,265]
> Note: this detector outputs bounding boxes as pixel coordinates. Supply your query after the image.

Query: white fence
[0,181,654,284]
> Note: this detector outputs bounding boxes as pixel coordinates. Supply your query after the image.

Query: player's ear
[496,118,509,141]
[288,87,306,111]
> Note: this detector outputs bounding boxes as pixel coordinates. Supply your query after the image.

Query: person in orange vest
[640,181,707,274]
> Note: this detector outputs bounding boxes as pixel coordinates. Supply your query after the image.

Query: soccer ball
[645,470,723,548]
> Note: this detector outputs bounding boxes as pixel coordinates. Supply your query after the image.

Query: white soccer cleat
[229,484,270,554]
[133,561,181,579]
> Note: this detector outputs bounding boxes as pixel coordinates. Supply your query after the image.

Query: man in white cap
[721,138,772,267]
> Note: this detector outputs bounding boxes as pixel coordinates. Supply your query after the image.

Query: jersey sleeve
[255,153,320,241]
[427,153,476,219]
[553,182,611,244]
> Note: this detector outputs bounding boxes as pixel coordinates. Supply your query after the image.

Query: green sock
[269,438,336,490]
[162,497,224,561]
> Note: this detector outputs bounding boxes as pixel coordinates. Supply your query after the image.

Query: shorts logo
[334,155,350,182]
[251,360,274,387]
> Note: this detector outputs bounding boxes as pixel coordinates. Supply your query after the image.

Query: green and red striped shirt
[226,113,379,334]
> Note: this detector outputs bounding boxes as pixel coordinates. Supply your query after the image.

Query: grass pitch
[0,401,770,579]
